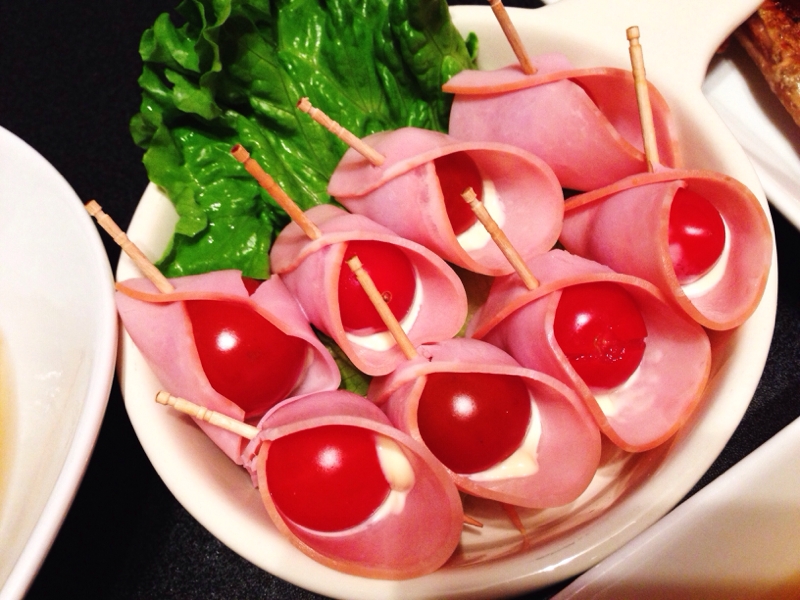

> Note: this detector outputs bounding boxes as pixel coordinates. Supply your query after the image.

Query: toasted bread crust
[736,0,800,126]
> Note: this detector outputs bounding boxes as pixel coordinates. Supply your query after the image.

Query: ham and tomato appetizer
[269,204,468,376]
[559,169,772,330]
[116,270,340,462]
[327,127,563,276]
[442,53,681,191]
[240,390,464,580]
[368,338,601,508]
[467,250,711,453]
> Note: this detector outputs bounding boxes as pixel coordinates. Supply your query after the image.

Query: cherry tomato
[553,282,647,390]
[338,240,416,334]
[433,152,482,236]
[266,425,391,532]
[668,187,726,284]
[185,299,309,417]
[417,372,531,474]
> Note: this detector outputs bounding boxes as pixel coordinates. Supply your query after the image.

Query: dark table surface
[2,1,799,598]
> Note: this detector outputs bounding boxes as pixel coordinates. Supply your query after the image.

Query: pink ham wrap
[443,53,681,191]
[239,390,464,580]
[327,127,563,276]
[115,270,340,463]
[467,250,711,453]
[269,204,468,376]
[368,338,601,508]
[558,169,773,330]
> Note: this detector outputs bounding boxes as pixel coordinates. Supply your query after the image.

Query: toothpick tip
[296,96,386,166]
[230,143,250,163]
[345,255,364,271]
[627,25,640,40]
[461,187,479,204]
[155,390,172,406]
[463,514,484,528]
[84,199,102,217]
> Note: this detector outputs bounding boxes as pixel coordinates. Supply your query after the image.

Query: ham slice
[443,54,681,191]
[270,204,468,376]
[239,390,464,580]
[559,168,773,330]
[327,127,563,276]
[368,338,601,508]
[467,250,711,452]
[116,270,340,462]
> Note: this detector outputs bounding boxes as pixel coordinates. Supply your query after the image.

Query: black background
[2,1,799,598]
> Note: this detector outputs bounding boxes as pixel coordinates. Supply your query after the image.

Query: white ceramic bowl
[0,127,118,600]
[117,0,777,597]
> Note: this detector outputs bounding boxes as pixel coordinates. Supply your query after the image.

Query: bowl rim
[116,2,777,597]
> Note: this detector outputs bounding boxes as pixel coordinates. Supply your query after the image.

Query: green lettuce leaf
[131,0,477,278]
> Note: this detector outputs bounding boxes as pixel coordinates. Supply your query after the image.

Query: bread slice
[736,1,800,127]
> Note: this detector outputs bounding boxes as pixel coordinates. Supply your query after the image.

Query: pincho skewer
[155,390,465,579]
[232,144,468,376]
[296,98,563,277]
[341,221,600,513]
[442,27,681,191]
[559,26,772,330]
[87,201,340,462]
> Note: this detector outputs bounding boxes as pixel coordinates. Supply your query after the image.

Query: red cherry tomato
[668,187,726,284]
[553,282,647,390]
[433,152,482,236]
[338,240,416,334]
[185,299,309,417]
[417,372,531,474]
[266,425,391,532]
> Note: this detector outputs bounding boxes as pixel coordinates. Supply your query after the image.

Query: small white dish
[116,0,777,598]
[553,414,800,599]
[0,127,118,599]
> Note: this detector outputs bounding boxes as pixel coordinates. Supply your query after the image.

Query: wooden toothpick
[84,200,175,293]
[461,187,539,290]
[230,144,322,240]
[488,0,536,75]
[501,503,526,536]
[463,514,484,528]
[296,97,385,167]
[627,26,659,172]
[345,255,419,360]
[155,391,260,439]
[346,254,485,530]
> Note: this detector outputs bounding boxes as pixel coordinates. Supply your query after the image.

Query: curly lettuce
[131,0,478,279]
